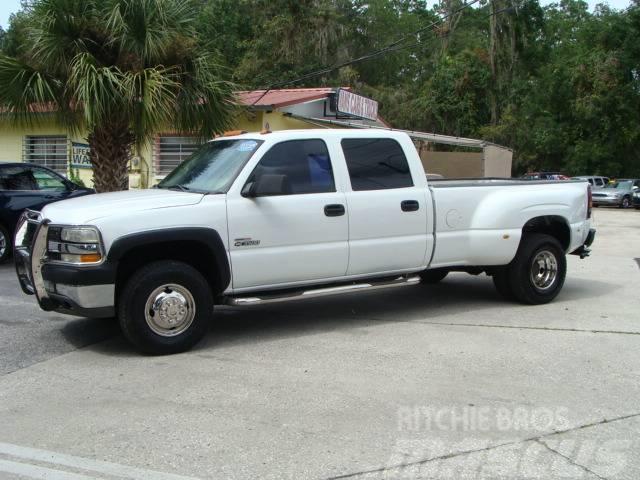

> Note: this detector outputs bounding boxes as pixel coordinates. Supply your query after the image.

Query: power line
[382,5,516,57]
[250,0,483,105]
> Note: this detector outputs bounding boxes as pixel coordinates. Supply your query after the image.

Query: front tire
[0,224,9,263]
[118,261,213,354]
[505,234,567,305]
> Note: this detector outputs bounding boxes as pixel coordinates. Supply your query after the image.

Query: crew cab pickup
[14,129,596,354]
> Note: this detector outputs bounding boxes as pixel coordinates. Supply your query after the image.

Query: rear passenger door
[341,138,428,276]
[226,139,349,290]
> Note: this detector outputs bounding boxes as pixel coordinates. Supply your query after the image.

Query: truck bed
[428,177,585,188]
[426,177,590,268]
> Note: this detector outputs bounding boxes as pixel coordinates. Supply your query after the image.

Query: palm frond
[121,66,180,146]
[174,52,237,140]
[28,0,99,71]
[0,54,64,127]
[67,52,127,127]
[106,0,196,66]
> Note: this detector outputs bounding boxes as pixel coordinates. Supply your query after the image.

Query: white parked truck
[14,129,595,354]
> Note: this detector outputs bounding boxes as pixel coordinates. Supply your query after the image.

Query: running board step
[224,275,421,306]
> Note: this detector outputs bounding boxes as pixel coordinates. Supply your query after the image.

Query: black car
[0,163,94,263]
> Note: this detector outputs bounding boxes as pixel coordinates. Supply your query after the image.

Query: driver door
[226,139,348,291]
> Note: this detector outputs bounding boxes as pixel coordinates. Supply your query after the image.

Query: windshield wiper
[158,183,214,194]
[167,184,191,192]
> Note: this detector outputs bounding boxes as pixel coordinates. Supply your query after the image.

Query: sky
[0,0,634,30]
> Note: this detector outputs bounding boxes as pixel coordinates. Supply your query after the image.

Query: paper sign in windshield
[237,141,258,152]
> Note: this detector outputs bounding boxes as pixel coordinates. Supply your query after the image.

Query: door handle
[324,204,345,217]
[401,200,419,212]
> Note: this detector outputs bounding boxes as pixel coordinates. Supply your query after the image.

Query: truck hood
[41,188,205,224]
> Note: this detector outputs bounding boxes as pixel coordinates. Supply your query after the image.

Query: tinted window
[0,166,39,191]
[32,168,67,190]
[341,138,413,191]
[246,140,334,195]
[606,181,632,189]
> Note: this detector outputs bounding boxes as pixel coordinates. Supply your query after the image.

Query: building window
[154,135,202,176]
[23,136,69,173]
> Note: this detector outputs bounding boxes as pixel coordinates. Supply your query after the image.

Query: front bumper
[14,212,115,318]
[592,196,622,206]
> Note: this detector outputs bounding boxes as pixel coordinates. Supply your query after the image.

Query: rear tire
[419,269,448,284]
[505,234,566,305]
[118,261,213,355]
[0,224,10,263]
[620,196,631,208]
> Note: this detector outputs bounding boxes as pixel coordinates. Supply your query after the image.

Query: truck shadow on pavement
[77,273,617,356]
[60,316,120,349]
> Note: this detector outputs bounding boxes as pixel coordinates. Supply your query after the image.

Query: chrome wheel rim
[144,284,196,337]
[530,250,558,291]
[0,230,6,258]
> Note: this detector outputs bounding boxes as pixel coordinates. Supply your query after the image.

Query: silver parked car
[591,179,640,208]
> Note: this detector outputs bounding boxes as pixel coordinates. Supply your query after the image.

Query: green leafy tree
[0,0,236,192]
[2,0,639,179]
[232,0,351,88]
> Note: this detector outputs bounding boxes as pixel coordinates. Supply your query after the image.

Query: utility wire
[382,5,516,56]
[250,0,483,105]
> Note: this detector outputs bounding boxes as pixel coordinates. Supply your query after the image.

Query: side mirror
[241,181,255,198]
[242,174,290,197]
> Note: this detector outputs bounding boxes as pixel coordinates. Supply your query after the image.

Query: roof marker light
[222,130,248,137]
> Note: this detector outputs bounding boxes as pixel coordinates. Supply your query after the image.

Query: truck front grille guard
[13,210,50,305]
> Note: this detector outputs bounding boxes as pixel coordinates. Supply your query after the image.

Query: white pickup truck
[14,129,595,354]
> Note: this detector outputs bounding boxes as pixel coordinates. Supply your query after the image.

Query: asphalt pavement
[0,207,638,479]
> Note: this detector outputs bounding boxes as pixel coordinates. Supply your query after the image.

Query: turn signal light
[80,253,102,263]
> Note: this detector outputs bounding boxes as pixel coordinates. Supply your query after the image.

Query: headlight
[47,226,103,265]
[61,227,99,243]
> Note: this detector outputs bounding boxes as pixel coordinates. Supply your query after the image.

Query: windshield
[604,181,632,189]
[157,139,263,193]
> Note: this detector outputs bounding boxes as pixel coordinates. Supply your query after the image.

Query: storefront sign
[336,89,378,121]
[71,142,92,169]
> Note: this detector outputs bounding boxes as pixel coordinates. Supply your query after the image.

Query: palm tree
[0,0,236,192]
